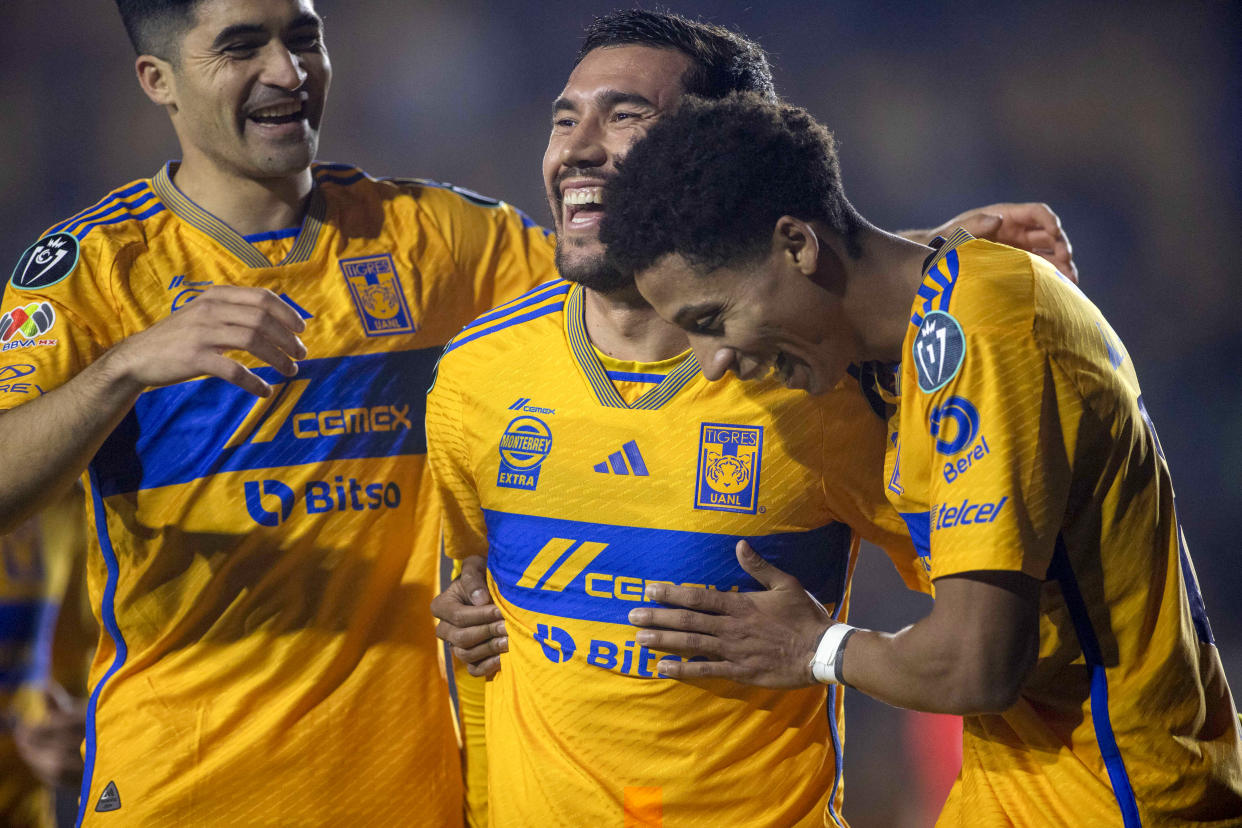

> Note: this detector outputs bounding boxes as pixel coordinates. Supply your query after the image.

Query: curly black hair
[601,93,863,277]
[576,10,776,103]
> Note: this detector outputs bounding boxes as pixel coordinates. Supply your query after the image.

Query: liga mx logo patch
[340,254,415,337]
[497,416,553,491]
[694,423,763,513]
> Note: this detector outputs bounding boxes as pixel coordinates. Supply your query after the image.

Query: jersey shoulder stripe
[47,179,149,235]
[42,180,166,243]
[443,280,569,355]
[909,228,971,328]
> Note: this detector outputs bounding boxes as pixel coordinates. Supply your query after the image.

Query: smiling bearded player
[0,0,558,824]
[427,9,1083,827]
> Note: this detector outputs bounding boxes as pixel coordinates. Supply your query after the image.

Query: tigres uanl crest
[694,423,763,513]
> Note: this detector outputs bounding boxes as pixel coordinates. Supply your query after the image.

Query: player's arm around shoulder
[0,228,308,532]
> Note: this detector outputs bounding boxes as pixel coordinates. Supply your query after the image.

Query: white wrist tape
[810,623,857,685]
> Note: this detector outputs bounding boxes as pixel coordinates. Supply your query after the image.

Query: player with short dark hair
[575,8,777,104]
[0,0,555,824]
[603,92,1242,825]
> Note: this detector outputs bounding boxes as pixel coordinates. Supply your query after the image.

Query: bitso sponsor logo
[529,622,704,677]
[243,476,402,527]
[497,416,552,491]
[694,423,763,513]
[533,624,576,663]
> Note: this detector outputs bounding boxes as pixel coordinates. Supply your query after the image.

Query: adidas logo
[96,780,121,812]
[593,440,649,476]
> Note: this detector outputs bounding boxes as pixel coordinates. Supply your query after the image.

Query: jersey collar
[151,162,326,268]
[564,283,700,410]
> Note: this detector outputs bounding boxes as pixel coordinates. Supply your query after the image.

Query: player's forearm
[0,348,142,532]
[839,622,1023,715]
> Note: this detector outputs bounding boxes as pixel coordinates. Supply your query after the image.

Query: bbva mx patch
[10,233,79,292]
[913,310,965,392]
[497,416,553,491]
[694,423,763,513]
[339,254,415,337]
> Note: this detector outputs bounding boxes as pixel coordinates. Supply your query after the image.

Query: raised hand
[107,285,308,397]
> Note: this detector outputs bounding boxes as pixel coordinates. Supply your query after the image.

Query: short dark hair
[115,0,202,58]
[576,10,776,103]
[601,93,864,276]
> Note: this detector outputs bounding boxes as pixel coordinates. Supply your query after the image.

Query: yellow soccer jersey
[882,232,1242,826]
[0,486,88,828]
[427,281,916,827]
[0,162,555,826]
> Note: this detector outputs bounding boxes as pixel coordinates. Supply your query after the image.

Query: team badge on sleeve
[913,310,965,392]
[10,233,79,291]
[339,254,415,336]
[694,423,764,513]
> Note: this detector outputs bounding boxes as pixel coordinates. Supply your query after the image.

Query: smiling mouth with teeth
[249,101,305,125]
[562,186,604,227]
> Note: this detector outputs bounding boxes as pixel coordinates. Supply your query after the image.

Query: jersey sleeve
[0,231,125,410]
[425,352,489,561]
[817,381,926,592]
[914,310,1072,581]
[415,184,557,318]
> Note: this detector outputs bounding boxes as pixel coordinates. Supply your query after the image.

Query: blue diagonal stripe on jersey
[77,466,130,828]
[63,190,156,235]
[50,181,149,234]
[91,348,441,497]
[1047,537,1141,827]
[459,280,569,334]
[484,510,852,625]
[443,301,564,355]
[73,203,166,240]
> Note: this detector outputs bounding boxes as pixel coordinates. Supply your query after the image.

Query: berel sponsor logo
[942,436,991,483]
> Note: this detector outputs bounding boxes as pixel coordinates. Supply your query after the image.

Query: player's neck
[839,225,933,364]
[582,285,690,363]
[171,156,314,238]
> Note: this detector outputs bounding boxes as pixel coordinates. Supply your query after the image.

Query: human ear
[135,55,177,109]
[774,216,820,275]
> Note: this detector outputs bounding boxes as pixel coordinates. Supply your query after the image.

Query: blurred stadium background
[1,2,1238,825]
